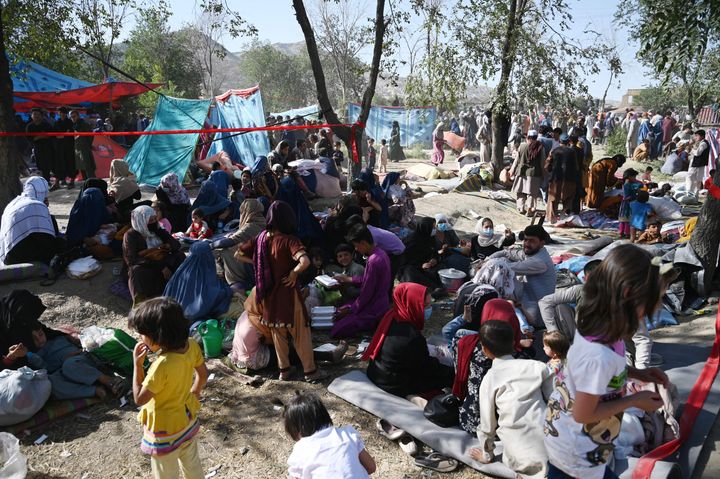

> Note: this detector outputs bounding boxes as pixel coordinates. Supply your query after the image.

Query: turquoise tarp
[347,103,436,147]
[270,104,320,120]
[206,88,270,169]
[126,96,211,186]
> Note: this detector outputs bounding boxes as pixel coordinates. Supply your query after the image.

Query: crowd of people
[0,101,712,479]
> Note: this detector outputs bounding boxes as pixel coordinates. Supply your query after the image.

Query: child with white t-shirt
[284,392,376,479]
[543,244,669,479]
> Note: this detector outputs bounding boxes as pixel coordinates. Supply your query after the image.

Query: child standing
[468,320,553,478]
[543,330,570,386]
[379,139,389,173]
[130,297,208,479]
[544,244,668,479]
[185,208,213,240]
[617,168,641,239]
[367,138,377,171]
[284,392,376,478]
[629,189,653,243]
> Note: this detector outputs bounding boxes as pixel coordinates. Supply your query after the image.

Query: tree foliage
[633,84,688,114]
[616,0,720,115]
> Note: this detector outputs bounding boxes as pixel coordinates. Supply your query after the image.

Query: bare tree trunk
[0,6,21,216]
[491,111,510,174]
[690,169,720,292]
[601,70,613,112]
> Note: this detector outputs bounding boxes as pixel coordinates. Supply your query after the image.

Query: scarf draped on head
[108,159,139,203]
[0,289,63,355]
[362,282,428,361]
[66,187,112,246]
[527,138,544,163]
[0,177,54,263]
[160,172,190,205]
[230,199,266,245]
[472,257,515,298]
[481,298,523,351]
[131,205,163,249]
[473,217,504,248]
[381,172,401,196]
[208,170,230,195]
[254,201,297,304]
[192,180,231,216]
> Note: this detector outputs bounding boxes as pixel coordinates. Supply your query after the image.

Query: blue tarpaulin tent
[11,60,94,112]
[270,104,320,120]
[347,103,436,148]
[206,87,270,169]
[126,96,211,186]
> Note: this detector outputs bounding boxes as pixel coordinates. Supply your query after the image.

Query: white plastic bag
[79,325,115,351]
[648,196,682,220]
[614,411,645,460]
[0,433,26,479]
[0,367,52,426]
[66,256,102,279]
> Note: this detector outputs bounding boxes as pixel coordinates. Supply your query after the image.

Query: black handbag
[423,393,460,428]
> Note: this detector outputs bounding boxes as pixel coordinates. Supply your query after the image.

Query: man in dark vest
[687,129,710,195]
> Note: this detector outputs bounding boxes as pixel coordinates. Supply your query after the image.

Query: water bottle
[197,319,223,358]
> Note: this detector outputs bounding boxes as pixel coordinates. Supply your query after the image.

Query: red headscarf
[480,298,522,352]
[362,283,428,361]
[452,299,522,400]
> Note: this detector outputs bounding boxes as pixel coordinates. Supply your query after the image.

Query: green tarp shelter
[126,96,211,186]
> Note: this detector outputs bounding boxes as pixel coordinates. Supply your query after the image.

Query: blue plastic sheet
[346,103,436,147]
[207,89,270,169]
[125,96,211,186]
[270,104,320,120]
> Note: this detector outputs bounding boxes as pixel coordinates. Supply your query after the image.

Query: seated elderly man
[487,225,556,328]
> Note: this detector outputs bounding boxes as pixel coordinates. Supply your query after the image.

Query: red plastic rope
[632,307,720,478]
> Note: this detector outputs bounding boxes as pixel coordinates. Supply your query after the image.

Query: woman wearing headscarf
[0,176,63,265]
[323,195,363,253]
[442,283,498,346]
[163,241,233,322]
[191,180,233,230]
[585,154,625,208]
[396,217,444,294]
[212,199,267,294]
[434,213,470,274]
[107,159,141,220]
[469,217,516,261]
[364,283,454,397]
[276,176,324,246]
[358,168,389,228]
[1,290,63,370]
[252,201,326,382]
[382,172,415,228]
[251,155,279,200]
[431,121,446,165]
[452,298,533,434]
[388,120,406,162]
[155,172,191,232]
[65,187,113,248]
[208,169,230,196]
[122,205,185,304]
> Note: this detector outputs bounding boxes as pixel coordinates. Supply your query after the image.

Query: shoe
[398,435,419,456]
[304,369,329,383]
[414,452,458,472]
[279,366,296,381]
[331,341,349,363]
[376,418,405,441]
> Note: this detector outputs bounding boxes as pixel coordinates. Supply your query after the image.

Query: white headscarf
[474,217,504,247]
[131,205,163,248]
[0,177,55,263]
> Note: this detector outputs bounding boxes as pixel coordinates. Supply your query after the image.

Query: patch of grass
[405,144,430,160]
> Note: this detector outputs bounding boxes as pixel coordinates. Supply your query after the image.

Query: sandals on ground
[414,452,459,473]
[376,418,405,441]
[304,369,329,383]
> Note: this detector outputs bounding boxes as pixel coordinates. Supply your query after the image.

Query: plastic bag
[647,196,682,220]
[0,367,52,426]
[0,433,26,479]
[66,256,102,279]
[79,325,115,351]
[614,412,644,460]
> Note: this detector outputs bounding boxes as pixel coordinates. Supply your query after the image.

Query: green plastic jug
[198,319,223,358]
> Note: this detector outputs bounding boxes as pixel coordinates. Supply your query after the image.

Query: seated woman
[0,176,64,265]
[250,155,280,201]
[382,172,415,229]
[331,225,392,338]
[212,199,266,295]
[122,205,185,305]
[396,217,444,297]
[364,283,454,397]
[191,180,234,230]
[434,214,471,274]
[452,299,534,435]
[276,176,324,247]
[358,169,388,228]
[323,195,362,253]
[441,284,498,346]
[108,159,141,222]
[163,241,233,322]
[470,217,516,261]
[1,290,122,399]
[65,187,115,255]
[156,172,191,233]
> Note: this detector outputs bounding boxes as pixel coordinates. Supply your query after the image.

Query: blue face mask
[424,305,433,320]
[482,228,494,236]
[437,222,451,232]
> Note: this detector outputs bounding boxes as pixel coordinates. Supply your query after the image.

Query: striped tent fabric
[698,106,720,126]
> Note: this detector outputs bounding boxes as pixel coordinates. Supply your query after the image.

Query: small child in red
[186,209,213,240]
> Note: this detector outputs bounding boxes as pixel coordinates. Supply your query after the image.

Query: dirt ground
[5,150,719,478]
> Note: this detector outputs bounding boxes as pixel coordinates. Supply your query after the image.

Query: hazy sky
[162,0,652,101]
